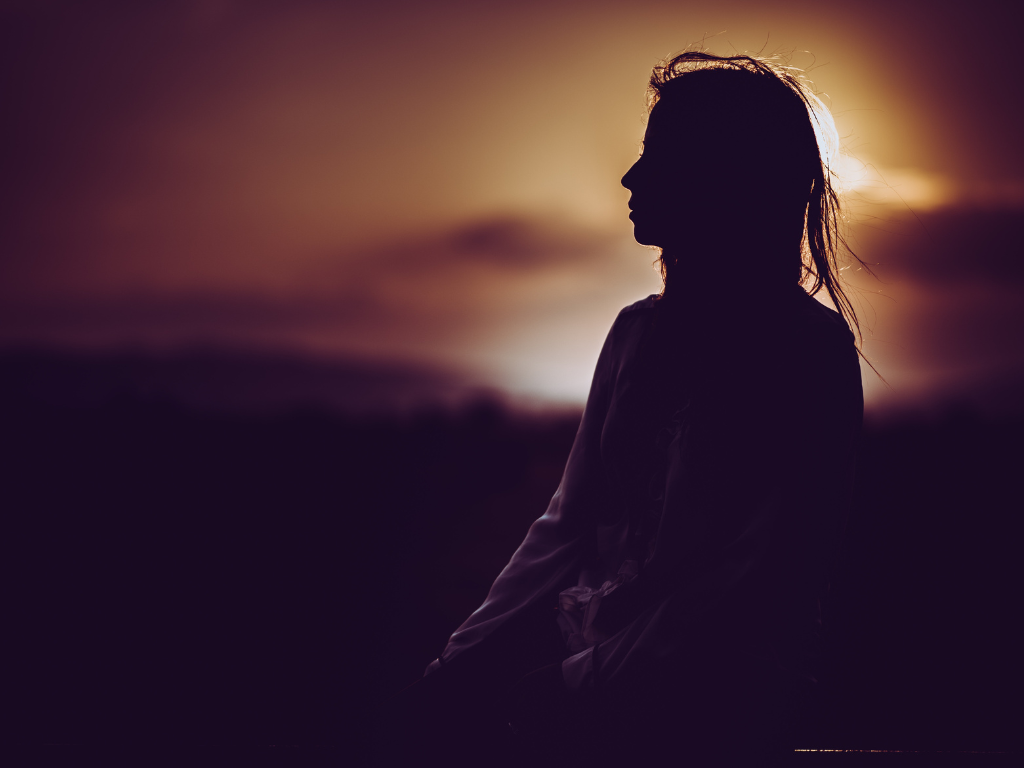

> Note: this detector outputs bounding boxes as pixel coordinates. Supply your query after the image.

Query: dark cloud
[440,217,602,268]
[850,208,1024,413]
[5,205,1024,415]
[0,214,630,351]
[857,210,1024,286]
[347,215,613,273]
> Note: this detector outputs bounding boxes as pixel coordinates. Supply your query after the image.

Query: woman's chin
[630,223,665,248]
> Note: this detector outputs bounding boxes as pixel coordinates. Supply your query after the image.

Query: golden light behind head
[0,1,1021,413]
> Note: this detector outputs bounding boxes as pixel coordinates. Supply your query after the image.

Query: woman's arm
[424,304,636,681]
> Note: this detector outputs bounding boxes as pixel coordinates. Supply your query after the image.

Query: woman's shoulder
[605,294,659,340]
[617,294,660,319]
[783,292,862,384]
[775,290,857,351]
[714,290,859,384]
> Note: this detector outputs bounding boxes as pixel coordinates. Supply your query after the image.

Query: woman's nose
[621,159,641,191]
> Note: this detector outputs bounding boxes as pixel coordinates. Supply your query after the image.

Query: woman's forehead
[644,102,702,146]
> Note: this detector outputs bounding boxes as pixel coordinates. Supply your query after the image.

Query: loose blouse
[425,287,863,698]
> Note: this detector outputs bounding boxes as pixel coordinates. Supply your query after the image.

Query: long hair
[646,51,867,343]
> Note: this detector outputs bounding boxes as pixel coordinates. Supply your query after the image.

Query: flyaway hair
[646,51,869,348]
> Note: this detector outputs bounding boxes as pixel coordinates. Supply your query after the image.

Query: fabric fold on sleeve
[425,305,634,675]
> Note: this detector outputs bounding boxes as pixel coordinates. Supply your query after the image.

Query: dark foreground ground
[9,351,1022,765]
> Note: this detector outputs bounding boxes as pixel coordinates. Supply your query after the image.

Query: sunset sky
[2,0,1022,411]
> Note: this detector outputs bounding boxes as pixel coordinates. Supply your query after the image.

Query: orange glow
[1,1,1021,413]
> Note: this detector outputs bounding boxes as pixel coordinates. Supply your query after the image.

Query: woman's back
[546,287,862,767]
[562,285,862,679]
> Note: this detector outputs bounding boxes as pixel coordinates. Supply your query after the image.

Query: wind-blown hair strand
[646,51,869,346]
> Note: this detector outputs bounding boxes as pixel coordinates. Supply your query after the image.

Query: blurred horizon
[2,0,1022,415]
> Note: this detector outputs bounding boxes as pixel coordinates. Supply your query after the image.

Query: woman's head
[622,52,861,333]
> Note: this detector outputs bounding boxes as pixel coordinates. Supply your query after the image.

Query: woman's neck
[659,241,802,302]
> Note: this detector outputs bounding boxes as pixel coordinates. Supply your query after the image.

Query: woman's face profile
[621,98,732,250]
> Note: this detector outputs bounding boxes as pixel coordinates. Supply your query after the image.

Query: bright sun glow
[834,153,955,211]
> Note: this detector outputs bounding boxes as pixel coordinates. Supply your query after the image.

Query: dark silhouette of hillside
[0,347,480,416]
[9,349,1022,761]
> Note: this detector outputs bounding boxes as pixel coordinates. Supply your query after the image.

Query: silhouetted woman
[381,52,864,768]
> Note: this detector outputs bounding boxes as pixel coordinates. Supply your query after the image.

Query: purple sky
[2,0,1022,411]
